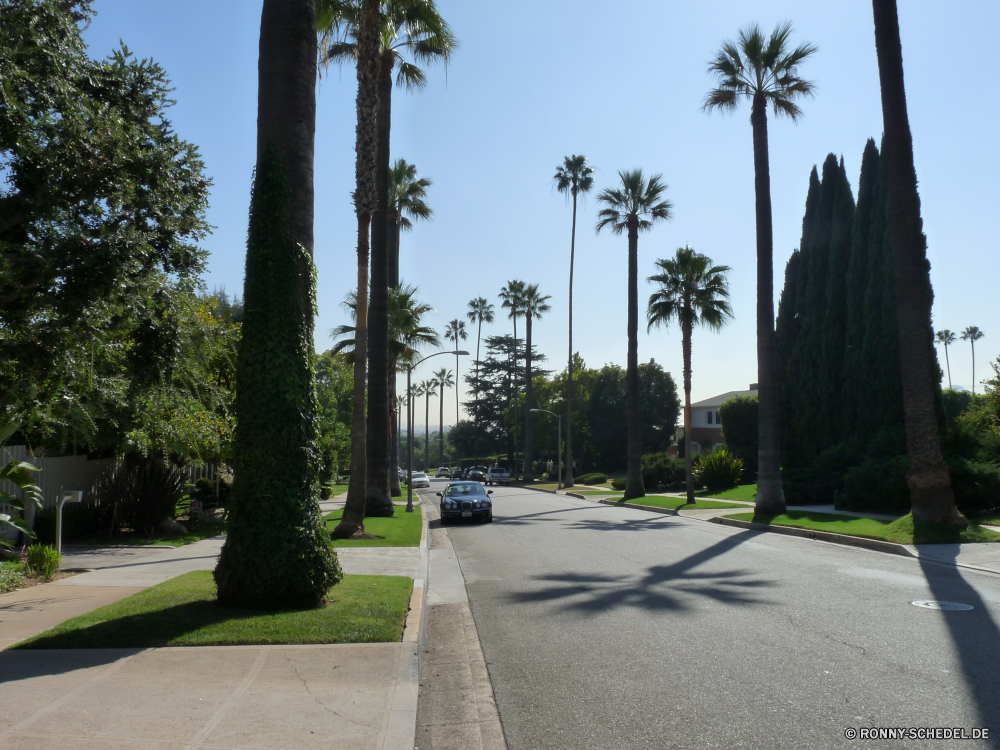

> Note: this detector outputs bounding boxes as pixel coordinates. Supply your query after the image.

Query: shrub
[194,477,216,499]
[576,473,608,486]
[0,563,25,593]
[719,395,758,478]
[693,449,744,492]
[88,459,189,537]
[641,453,686,491]
[25,544,62,580]
[950,460,1000,517]
[841,456,909,514]
[611,477,626,490]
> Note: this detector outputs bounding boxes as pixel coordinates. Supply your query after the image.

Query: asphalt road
[425,482,1000,750]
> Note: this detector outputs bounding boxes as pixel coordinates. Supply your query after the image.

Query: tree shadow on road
[506,529,776,615]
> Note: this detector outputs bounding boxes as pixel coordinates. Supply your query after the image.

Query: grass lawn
[575,490,625,497]
[621,496,745,511]
[725,510,1000,544]
[13,571,412,649]
[324,506,422,547]
[973,512,1000,527]
[698,484,758,502]
[325,483,350,497]
[67,521,227,548]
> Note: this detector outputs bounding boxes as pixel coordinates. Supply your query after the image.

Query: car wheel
[486,510,493,523]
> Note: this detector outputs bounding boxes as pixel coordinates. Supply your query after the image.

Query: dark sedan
[466,466,487,482]
[437,481,493,524]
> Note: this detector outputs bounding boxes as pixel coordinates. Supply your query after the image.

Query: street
[423,483,1000,749]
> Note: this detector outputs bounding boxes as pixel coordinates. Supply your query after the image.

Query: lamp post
[407,349,469,512]
[530,408,561,490]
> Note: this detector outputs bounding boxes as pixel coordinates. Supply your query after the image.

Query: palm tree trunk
[683,318,694,504]
[523,315,534,481]
[388,212,400,288]
[624,218,645,499]
[971,342,976,395]
[565,190,577,488]
[424,392,431,473]
[474,319,482,459]
[341,216,370,533]
[388,213,401,494]
[750,92,785,515]
[944,343,952,389]
[364,54,394,517]
[389,361,401,497]
[455,352,460,428]
[512,318,519,480]
[439,382,445,466]
[872,0,964,526]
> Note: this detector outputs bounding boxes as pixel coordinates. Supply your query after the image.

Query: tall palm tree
[216,0,340,607]
[467,297,495,459]
[388,159,433,287]
[555,155,594,489]
[595,170,673,500]
[520,284,552,482]
[445,319,468,424]
[871,0,964,527]
[420,378,436,472]
[434,367,454,466]
[961,326,984,395]
[319,0,455,516]
[703,21,816,516]
[935,329,956,390]
[499,280,526,478]
[647,246,734,504]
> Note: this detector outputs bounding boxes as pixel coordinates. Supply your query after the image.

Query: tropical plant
[214,0,342,607]
[25,544,62,581]
[694,448,745,493]
[434,368,455,466]
[0,422,42,547]
[871,0,964,526]
[647,245,733,503]
[520,284,552,481]
[961,326,985,395]
[703,21,816,515]
[388,159,433,286]
[499,280,526,478]
[445,319,468,425]
[595,169,673,499]
[555,154,595,488]
[467,297,495,457]
[936,330,957,390]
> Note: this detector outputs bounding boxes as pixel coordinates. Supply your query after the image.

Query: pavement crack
[287,655,367,726]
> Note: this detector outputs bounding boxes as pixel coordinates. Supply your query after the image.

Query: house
[670,383,758,454]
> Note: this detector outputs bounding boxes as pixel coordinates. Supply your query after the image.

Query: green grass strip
[621,496,744,510]
[698,484,758,502]
[724,511,1000,544]
[324,506,422,547]
[13,571,413,649]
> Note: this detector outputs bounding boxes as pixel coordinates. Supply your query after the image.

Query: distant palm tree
[703,21,816,516]
[935,329,957,390]
[421,378,436,472]
[445,319,468,424]
[961,326,985,395]
[499,280,526,477]
[596,170,673,500]
[520,284,552,482]
[387,159,433,287]
[555,154,595,488]
[467,297,495,458]
[647,246,733,504]
[433,367,454,466]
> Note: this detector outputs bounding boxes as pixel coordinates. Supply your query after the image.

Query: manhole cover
[910,600,973,611]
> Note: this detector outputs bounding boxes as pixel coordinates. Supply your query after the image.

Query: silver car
[410,472,430,489]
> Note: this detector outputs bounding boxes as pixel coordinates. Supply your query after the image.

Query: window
[707,411,713,424]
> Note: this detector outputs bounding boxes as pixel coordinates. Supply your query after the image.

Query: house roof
[690,388,758,409]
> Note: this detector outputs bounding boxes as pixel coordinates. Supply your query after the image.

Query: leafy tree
[315,351,353,488]
[718,395,759,478]
[595,170,673,499]
[703,21,816,515]
[499,280,526,477]
[467,297,495,458]
[520,284,552,481]
[215,0,342,608]
[647,245,733,503]
[935,330,957,390]
[871,0,964,526]
[961,326,984,395]
[433,367,454,466]
[445,319,468,423]
[554,155,595,487]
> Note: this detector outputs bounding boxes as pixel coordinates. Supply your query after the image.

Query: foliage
[315,351,354,485]
[214,146,342,610]
[842,455,910,514]
[718,395,759,477]
[949,460,1000,517]
[0,563,26,593]
[640,453,686,492]
[1,422,42,545]
[575,473,608,485]
[693,448,744,492]
[82,459,189,537]
[611,477,627,491]
[25,543,62,580]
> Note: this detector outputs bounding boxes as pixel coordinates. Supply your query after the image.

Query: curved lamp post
[530,408,562,490]
[407,349,469,512]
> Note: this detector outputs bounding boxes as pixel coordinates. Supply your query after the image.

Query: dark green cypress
[214,146,343,609]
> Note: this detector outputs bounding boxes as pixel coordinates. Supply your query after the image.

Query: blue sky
[82,1,1000,426]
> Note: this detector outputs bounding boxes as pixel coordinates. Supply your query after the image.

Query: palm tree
[703,21,816,516]
[467,297,495,458]
[520,284,552,482]
[595,170,673,500]
[388,159,433,287]
[434,367,454,466]
[445,319,468,424]
[499,280,526,478]
[871,0,964,527]
[555,155,595,489]
[420,378,436,472]
[647,246,734,504]
[935,329,956,390]
[961,326,984,395]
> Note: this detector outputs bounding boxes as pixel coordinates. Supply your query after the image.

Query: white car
[436,466,451,478]
[410,472,430,489]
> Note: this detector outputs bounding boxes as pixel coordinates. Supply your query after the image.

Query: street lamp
[530,408,561,490]
[407,349,469,513]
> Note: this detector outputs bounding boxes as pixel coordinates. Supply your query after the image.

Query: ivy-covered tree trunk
[872,0,964,526]
[522,315,534,482]
[623,217,645,500]
[215,0,341,609]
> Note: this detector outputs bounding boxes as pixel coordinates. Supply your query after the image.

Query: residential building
[671,383,758,454]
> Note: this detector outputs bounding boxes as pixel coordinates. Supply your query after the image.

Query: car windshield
[412,473,426,479]
[445,483,486,498]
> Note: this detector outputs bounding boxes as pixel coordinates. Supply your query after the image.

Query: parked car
[467,466,487,482]
[437,481,493,524]
[410,472,430,489]
[486,467,510,485]
[436,466,451,478]
[398,467,406,482]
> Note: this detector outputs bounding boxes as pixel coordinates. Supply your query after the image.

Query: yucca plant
[693,448,744,493]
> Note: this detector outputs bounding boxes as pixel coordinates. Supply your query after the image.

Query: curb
[519,485,588,501]
[708,516,913,557]
[597,498,679,516]
[402,500,430,644]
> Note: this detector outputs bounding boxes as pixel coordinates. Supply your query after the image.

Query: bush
[950,460,1000,517]
[641,453,686,491]
[611,477,626,490]
[841,455,910,514]
[693,449,744,492]
[719,395,758,478]
[194,477,216,499]
[86,459,189,538]
[25,544,62,580]
[0,563,25,593]
[576,473,608,486]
